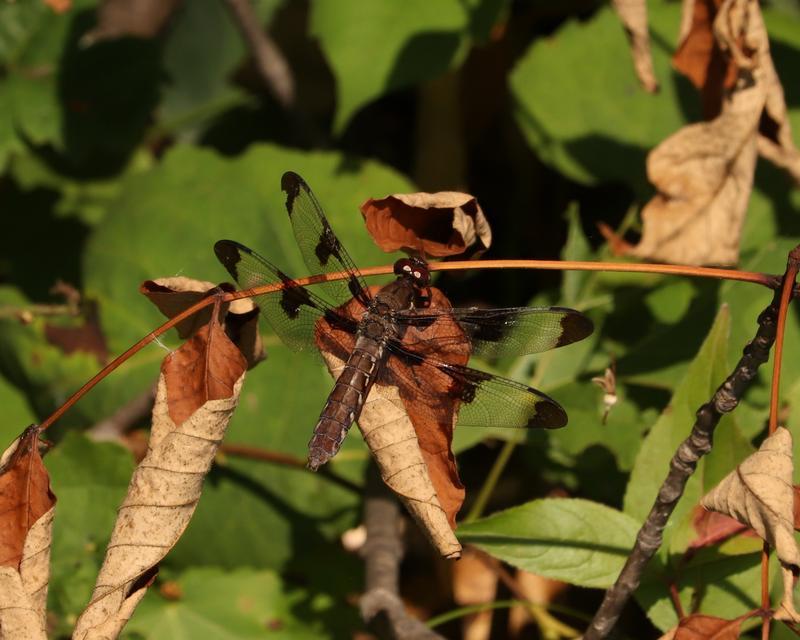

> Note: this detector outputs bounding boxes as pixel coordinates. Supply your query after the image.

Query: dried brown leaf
[701,427,800,568]
[142,277,264,368]
[673,0,736,117]
[612,0,659,92]
[72,366,246,639]
[657,613,745,639]
[631,0,799,265]
[360,192,491,258]
[0,427,55,639]
[315,287,463,558]
[163,318,248,426]
[0,426,55,570]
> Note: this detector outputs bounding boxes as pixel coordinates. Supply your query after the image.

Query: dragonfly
[215,172,593,471]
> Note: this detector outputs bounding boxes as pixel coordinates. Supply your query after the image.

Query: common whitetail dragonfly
[215,172,593,471]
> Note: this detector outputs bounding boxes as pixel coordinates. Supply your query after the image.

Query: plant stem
[464,439,516,523]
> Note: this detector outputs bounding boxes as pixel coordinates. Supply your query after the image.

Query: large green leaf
[510,2,693,195]
[0,374,36,447]
[458,498,640,588]
[622,306,753,558]
[160,0,283,134]
[45,433,135,629]
[128,567,332,639]
[312,0,505,133]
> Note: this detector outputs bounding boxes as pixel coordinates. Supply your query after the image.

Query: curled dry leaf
[657,613,745,640]
[316,287,464,558]
[612,0,659,92]
[774,564,800,624]
[72,313,247,639]
[632,0,792,265]
[673,0,738,117]
[701,427,800,569]
[141,277,265,368]
[0,426,56,639]
[360,191,491,258]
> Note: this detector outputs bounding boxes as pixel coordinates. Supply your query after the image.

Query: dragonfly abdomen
[307,338,386,471]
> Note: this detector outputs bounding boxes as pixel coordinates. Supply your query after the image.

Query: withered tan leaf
[314,287,467,557]
[72,324,247,638]
[321,348,462,559]
[0,427,55,639]
[360,191,491,258]
[612,0,659,92]
[774,564,800,624]
[701,427,800,568]
[142,277,265,368]
[657,613,745,639]
[632,0,788,265]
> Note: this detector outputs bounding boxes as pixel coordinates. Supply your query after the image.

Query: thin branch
[38,257,785,434]
[584,280,786,639]
[222,0,294,108]
[87,384,156,442]
[218,442,362,494]
[360,463,444,640]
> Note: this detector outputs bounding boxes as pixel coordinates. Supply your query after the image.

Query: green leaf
[0,374,36,447]
[160,0,283,133]
[312,0,502,133]
[45,433,135,626]
[623,306,734,547]
[637,542,764,631]
[561,204,592,306]
[545,380,654,473]
[128,567,333,639]
[83,143,413,354]
[458,498,640,588]
[510,2,694,195]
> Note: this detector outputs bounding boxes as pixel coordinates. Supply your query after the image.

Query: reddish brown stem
[760,248,800,640]
[219,443,361,493]
[768,248,800,433]
[37,258,783,434]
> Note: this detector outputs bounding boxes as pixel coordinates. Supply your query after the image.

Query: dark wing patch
[385,341,568,430]
[393,306,593,360]
[214,239,357,352]
[281,171,372,307]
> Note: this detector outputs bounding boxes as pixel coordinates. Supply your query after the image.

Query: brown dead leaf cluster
[612,0,800,266]
[361,191,491,259]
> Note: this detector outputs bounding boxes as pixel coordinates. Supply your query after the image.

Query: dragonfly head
[394,256,430,288]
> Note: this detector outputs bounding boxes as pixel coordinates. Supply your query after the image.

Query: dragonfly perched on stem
[215,172,593,471]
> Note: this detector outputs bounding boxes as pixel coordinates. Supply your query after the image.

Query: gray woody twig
[222,0,295,108]
[584,261,796,638]
[361,464,445,640]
